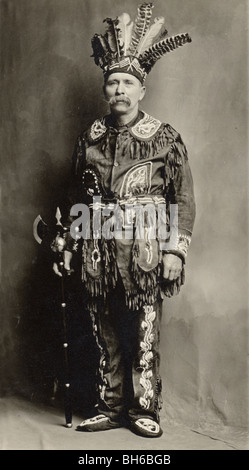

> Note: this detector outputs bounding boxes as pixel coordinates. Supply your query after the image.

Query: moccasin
[76,414,122,432]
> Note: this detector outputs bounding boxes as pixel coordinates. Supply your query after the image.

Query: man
[52,2,195,438]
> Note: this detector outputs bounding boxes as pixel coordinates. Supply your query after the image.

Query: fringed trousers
[89,281,163,424]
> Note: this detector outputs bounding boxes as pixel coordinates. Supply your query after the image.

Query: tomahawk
[33,208,73,428]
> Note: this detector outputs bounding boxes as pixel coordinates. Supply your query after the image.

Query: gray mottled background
[0,0,248,433]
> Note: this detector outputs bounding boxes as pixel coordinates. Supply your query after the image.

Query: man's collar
[88,111,162,142]
[105,110,144,130]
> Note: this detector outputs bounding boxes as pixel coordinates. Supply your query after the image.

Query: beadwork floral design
[131,113,161,140]
[139,305,156,409]
[90,119,107,141]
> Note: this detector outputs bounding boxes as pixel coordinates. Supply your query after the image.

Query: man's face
[104,73,146,117]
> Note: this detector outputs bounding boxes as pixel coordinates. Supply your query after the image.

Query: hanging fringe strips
[88,113,188,179]
[82,238,118,299]
[80,122,188,309]
[82,238,185,309]
[98,122,188,189]
[129,237,185,309]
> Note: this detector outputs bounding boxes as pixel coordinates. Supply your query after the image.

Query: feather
[136,16,165,55]
[128,3,154,56]
[140,33,192,72]
[117,12,134,55]
[91,34,110,67]
[103,17,122,55]
[154,25,168,43]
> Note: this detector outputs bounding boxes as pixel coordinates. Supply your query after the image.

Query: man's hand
[53,250,73,277]
[162,253,183,281]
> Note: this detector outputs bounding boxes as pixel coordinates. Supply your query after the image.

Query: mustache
[106,96,131,106]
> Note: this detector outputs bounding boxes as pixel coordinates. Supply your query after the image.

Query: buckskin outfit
[54,3,196,437]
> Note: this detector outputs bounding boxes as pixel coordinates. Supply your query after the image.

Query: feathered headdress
[91,2,192,83]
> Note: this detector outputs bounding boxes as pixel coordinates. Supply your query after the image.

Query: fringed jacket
[62,110,196,310]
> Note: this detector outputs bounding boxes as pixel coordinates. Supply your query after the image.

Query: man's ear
[139,86,146,102]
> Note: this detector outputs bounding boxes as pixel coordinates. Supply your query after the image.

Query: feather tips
[136,16,165,55]
[153,25,168,44]
[104,17,122,55]
[91,3,192,78]
[117,13,134,56]
[91,34,110,67]
[140,33,192,72]
[128,3,154,56]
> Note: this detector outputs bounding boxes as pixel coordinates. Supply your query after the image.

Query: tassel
[128,3,154,56]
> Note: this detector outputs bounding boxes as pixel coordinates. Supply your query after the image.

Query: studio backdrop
[0,0,248,433]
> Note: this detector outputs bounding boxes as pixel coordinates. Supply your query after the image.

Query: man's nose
[116,82,125,94]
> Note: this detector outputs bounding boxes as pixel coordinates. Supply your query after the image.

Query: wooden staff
[33,207,73,427]
[54,207,73,428]
[59,254,73,428]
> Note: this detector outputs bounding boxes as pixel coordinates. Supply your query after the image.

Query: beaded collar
[89,112,162,143]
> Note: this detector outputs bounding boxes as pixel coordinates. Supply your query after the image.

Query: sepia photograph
[0,0,248,460]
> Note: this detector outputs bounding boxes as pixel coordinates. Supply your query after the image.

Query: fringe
[98,123,186,191]
[81,238,118,299]
[80,122,188,308]
[128,240,185,309]
[102,237,118,290]
[125,289,159,311]
[82,235,185,309]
